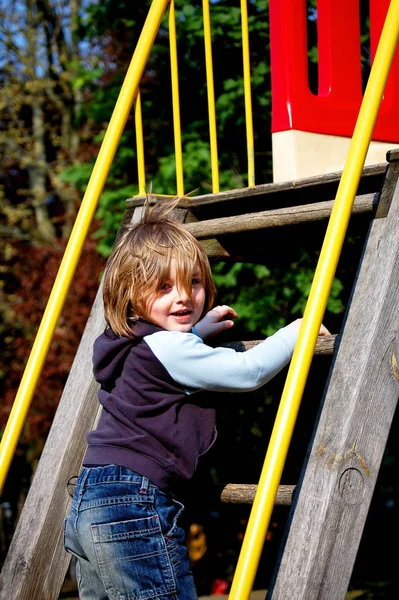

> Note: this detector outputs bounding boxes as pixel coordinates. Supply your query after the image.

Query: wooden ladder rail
[265,150,399,599]
[0,159,393,599]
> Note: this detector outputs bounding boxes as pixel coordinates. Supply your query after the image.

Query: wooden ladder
[1,150,398,599]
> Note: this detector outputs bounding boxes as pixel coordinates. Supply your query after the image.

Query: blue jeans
[64,465,198,600]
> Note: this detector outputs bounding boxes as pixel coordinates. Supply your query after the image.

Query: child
[64,196,329,599]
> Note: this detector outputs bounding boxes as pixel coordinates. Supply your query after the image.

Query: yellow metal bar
[169,0,184,196]
[0,0,170,494]
[135,89,147,196]
[241,0,255,187]
[203,0,219,193]
[229,1,399,597]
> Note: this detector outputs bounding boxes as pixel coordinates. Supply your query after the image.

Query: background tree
[0,0,91,243]
[0,0,105,551]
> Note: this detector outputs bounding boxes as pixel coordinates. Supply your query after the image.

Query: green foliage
[150,138,245,197]
[59,0,275,256]
[59,163,93,191]
[152,139,212,196]
[67,0,272,193]
[308,46,318,65]
[69,60,103,93]
[213,253,344,337]
[93,185,134,257]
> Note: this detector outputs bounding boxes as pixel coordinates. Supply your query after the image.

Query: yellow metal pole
[0,0,170,494]
[169,0,185,196]
[241,0,255,187]
[203,0,220,193]
[135,89,147,196]
[229,1,399,597]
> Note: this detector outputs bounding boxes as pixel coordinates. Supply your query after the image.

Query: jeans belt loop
[79,467,91,495]
[140,475,150,495]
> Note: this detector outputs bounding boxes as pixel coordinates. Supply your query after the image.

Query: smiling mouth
[171,309,192,317]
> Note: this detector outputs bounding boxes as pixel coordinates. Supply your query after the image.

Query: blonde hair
[103,196,216,337]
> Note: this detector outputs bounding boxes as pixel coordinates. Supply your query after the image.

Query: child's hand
[194,305,238,339]
[286,318,331,336]
[317,323,331,336]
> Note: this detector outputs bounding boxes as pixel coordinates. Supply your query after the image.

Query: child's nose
[176,286,189,302]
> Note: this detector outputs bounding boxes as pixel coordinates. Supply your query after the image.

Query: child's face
[146,259,206,332]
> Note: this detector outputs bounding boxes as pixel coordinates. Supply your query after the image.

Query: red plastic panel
[270,0,399,141]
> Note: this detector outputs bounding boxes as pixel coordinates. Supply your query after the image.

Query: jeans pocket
[91,513,176,600]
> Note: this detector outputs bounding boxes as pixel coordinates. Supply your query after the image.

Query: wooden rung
[220,483,296,505]
[222,334,337,356]
[184,194,377,238]
[125,162,386,211]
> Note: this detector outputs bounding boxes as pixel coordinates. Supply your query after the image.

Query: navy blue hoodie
[83,321,217,495]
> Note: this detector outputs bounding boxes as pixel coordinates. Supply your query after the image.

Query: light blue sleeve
[144,327,298,393]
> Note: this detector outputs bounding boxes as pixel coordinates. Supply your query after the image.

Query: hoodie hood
[93,321,162,388]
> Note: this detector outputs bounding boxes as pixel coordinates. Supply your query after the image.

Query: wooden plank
[223,334,337,356]
[267,159,399,599]
[387,147,399,161]
[184,194,377,238]
[125,162,387,210]
[220,484,295,505]
[125,192,379,261]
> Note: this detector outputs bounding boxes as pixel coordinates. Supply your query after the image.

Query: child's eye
[161,282,171,291]
[192,278,202,286]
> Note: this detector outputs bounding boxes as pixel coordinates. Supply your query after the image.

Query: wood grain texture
[183,194,377,238]
[267,160,399,600]
[220,484,295,505]
[222,334,337,356]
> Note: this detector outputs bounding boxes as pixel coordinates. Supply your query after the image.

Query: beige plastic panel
[272,130,398,183]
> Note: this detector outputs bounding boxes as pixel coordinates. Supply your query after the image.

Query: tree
[0,1,106,532]
[0,0,97,244]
